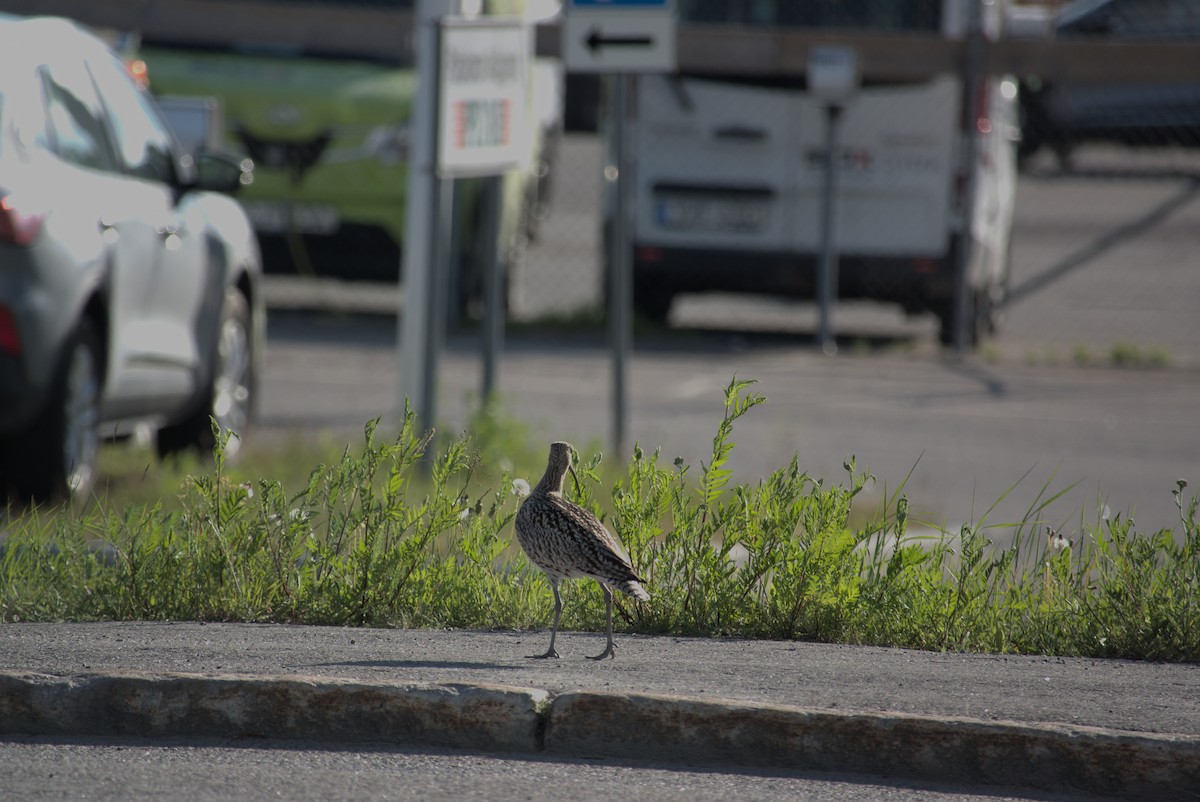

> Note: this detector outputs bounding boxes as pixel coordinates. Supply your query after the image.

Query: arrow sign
[564,8,676,73]
[586,27,654,52]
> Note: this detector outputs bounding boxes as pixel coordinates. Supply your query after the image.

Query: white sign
[808,46,860,105]
[438,17,531,176]
[564,0,677,73]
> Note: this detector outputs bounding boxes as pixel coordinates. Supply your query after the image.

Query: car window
[89,53,179,183]
[2,68,46,158]
[1121,0,1200,34]
[0,41,47,159]
[679,0,942,31]
[39,57,115,171]
[1062,0,1200,36]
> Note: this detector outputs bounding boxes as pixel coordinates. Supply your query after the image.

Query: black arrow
[586,26,654,52]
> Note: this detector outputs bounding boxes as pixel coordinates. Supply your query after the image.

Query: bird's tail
[617,578,650,602]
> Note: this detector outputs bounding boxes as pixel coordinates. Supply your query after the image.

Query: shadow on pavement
[308,659,525,671]
[1006,176,1200,309]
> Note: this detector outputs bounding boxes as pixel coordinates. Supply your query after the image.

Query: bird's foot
[586,642,617,661]
[526,647,561,659]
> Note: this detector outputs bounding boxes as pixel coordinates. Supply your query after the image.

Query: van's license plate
[654,196,766,233]
[242,201,341,235]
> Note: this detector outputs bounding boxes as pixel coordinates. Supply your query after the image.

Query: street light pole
[807,45,859,356]
[816,102,843,355]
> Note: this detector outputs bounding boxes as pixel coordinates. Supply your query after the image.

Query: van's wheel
[158,288,254,460]
[3,320,102,503]
[937,287,994,348]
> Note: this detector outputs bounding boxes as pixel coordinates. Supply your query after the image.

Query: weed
[2,381,1196,661]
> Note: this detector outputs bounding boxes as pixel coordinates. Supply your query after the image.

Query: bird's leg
[587,585,617,660]
[528,578,562,659]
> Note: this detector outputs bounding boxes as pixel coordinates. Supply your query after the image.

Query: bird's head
[540,441,578,495]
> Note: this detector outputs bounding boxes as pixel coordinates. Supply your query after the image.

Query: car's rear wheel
[157,288,254,460]
[632,276,674,324]
[1,320,102,504]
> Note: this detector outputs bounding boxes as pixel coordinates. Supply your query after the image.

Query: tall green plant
[2,383,1197,662]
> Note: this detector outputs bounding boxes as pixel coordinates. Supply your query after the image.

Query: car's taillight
[634,245,663,263]
[0,194,45,246]
[952,78,993,211]
[0,305,21,356]
[127,58,150,90]
[975,80,992,135]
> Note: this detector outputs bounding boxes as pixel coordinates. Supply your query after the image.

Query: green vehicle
[138,0,557,313]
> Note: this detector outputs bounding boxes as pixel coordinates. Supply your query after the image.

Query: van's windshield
[143,0,416,64]
[679,0,942,31]
[206,0,413,6]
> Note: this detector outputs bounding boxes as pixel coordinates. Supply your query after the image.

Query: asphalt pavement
[2,622,1197,800]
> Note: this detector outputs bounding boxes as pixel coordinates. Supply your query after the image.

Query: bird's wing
[550,494,641,577]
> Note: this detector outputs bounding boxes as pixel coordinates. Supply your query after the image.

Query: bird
[515,441,649,660]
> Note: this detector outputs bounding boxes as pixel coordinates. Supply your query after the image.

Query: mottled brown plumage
[515,441,649,659]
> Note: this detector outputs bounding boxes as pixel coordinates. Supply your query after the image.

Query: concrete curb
[262,276,401,316]
[2,671,1198,800]
[547,690,1200,800]
[0,672,547,753]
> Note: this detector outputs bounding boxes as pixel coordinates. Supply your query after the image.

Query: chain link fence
[519,1,1200,367]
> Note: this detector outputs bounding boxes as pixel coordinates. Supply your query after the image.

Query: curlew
[515,441,649,660]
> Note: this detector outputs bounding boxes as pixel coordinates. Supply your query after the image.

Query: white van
[623,0,1019,344]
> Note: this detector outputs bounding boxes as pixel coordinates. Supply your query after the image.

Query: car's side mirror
[194,150,254,194]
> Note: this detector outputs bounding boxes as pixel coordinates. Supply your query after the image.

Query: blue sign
[572,1,669,6]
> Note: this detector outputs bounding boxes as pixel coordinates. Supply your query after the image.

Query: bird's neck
[534,472,566,496]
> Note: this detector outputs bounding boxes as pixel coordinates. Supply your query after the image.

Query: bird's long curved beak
[569,464,581,497]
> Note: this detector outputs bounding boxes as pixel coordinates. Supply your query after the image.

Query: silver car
[0,16,263,503]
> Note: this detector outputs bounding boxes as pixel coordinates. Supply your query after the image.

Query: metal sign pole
[609,73,632,455]
[422,174,454,436]
[481,174,504,403]
[399,0,456,436]
[563,1,677,455]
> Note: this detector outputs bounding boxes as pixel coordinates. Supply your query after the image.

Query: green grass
[2,379,1197,661]
[1022,342,1171,370]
